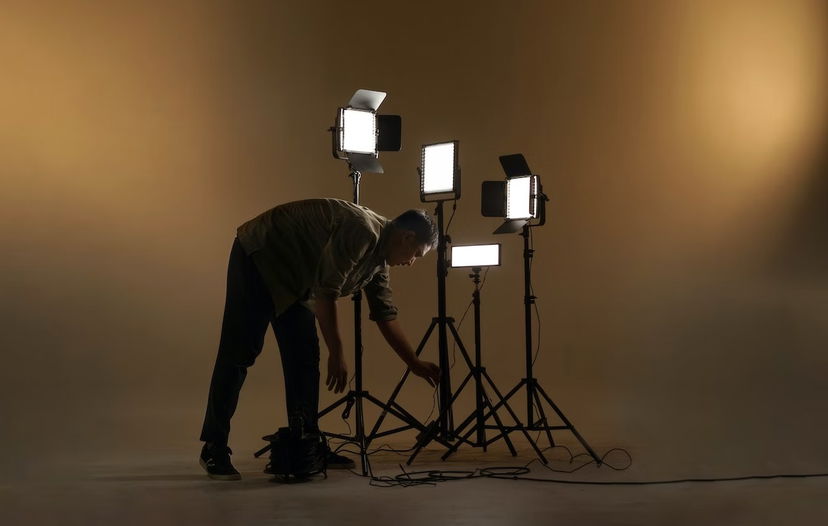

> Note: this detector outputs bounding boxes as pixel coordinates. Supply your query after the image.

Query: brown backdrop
[2,0,826,478]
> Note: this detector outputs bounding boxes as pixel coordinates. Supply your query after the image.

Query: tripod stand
[316,169,434,476]
[430,267,547,461]
[368,200,466,451]
[486,225,601,465]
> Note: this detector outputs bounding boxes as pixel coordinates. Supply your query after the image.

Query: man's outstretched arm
[376,319,440,387]
[313,297,349,394]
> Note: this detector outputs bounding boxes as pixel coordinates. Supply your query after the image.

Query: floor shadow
[93,474,209,482]
[92,471,327,488]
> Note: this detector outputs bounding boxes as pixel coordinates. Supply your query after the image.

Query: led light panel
[340,108,377,154]
[506,175,537,220]
[450,244,501,268]
[421,142,456,194]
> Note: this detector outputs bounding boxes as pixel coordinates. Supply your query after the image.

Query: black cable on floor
[333,443,828,488]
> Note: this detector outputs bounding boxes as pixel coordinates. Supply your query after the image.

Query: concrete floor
[2,438,827,526]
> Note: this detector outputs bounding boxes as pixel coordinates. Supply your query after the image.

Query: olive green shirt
[236,198,398,321]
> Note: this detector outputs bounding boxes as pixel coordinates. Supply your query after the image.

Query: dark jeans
[200,238,320,447]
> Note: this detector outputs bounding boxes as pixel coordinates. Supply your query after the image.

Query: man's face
[388,231,431,267]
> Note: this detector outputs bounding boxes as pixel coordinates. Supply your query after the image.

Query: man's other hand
[409,359,440,388]
[326,353,348,393]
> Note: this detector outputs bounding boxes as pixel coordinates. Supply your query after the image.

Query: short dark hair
[391,209,438,248]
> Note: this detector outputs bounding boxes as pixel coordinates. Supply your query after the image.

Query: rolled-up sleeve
[312,220,375,299]
[365,266,398,321]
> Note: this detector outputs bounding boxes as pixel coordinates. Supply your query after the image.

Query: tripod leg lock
[415,420,439,448]
[342,398,355,419]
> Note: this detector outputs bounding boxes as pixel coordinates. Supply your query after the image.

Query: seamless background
[2,0,827,480]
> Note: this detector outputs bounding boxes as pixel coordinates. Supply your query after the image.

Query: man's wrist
[402,353,419,367]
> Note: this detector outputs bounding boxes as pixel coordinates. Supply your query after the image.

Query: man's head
[386,209,438,267]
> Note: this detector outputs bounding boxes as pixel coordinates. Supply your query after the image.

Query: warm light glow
[421,142,456,194]
[672,0,825,190]
[341,108,376,154]
[506,176,536,220]
[451,244,500,267]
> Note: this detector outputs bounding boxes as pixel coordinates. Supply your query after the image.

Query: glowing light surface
[506,176,536,220]
[341,108,376,154]
[421,142,456,194]
[451,244,500,267]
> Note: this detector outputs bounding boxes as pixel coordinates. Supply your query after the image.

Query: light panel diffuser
[341,108,377,154]
[421,142,456,194]
[450,244,501,268]
[506,175,537,220]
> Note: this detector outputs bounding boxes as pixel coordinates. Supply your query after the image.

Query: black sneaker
[200,443,241,480]
[325,447,355,470]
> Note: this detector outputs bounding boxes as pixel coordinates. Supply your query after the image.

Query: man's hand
[326,352,349,394]
[409,359,440,388]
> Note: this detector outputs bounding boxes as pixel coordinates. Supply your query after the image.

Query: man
[199,198,441,480]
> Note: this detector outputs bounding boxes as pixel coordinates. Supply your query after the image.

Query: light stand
[315,90,432,476]
[369,141,471,456]
[369,200,468,457]
[482,153,601,465]
[436,258,546,461]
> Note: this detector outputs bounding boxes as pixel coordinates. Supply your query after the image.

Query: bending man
[199,198,441,480]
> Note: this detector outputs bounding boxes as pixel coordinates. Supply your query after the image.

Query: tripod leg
[492,381,524,417]
[408,370,474,454]
[447,320,475,371]
[479,372,521,457]
[363,393,426,449]
[530,384,556,449]
[447,377,547,464]
[253,444,271,457]
[318,391,354,419]
[479,389,517,456]
[368,319,437,440]
[355,391,369,476]
[535,383,602,464]
[424,371,478,450]
[469,378,524,427]
[446,406,478,446]
[439,383,525,462]
[438,407,480,461]
[483,378,547,464]
[406,441,426,465]
[364,393,422,425]
[476,384,486,450]
[440,409,483,461]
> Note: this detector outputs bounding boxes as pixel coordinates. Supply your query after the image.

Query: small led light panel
[420,140,460,202]
[450,244,501,268]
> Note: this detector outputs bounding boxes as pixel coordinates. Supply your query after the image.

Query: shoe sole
[200,458,242,481]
